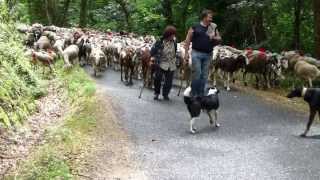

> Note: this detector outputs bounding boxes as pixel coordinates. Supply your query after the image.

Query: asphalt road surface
[89,69,320,180]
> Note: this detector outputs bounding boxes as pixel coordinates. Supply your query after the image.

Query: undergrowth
[0,3,44,128]
[9,61,97,179]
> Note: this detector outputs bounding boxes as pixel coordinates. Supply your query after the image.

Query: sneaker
[163,96,170,101]
[154,94,159,100]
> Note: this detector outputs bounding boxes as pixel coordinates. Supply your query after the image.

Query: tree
[314,0,320,58]
[293,0,302,50]
[79,0,88,27]
[115,0,132,31]
[161,0,174,25]
[45,0,57,25]
[60,0,71,26]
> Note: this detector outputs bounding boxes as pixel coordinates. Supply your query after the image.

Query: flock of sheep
[17,23,320,92]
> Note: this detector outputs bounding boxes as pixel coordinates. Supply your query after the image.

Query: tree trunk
[314,0,320,58]
[45,0,53,25]
[161,0,174,25]
[252,9,266,45]
[60,0,71,26]
[293,0,302,50]
[79,0,88,28]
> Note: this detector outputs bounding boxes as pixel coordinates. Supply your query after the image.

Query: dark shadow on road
[305,135,320,140]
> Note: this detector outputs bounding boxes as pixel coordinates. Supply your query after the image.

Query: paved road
[88,69,320,180]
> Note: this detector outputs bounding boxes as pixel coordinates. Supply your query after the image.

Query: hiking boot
[163,96,170,101]
[154,94,160,100]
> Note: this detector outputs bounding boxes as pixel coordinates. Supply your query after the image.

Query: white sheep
[294,60,320,87]
[89,46,107,76]
[62,45,79,68]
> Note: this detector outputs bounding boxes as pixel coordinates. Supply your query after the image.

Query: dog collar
[302,87,307,97]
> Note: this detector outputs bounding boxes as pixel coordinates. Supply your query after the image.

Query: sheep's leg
[243,71,248,86]
[212,67,217,86]
[120,63,124,82]
[230,72,234,84]
[308,78,313,88]
[264,73,270,89]
[129,64,134,85]
[223,72,227,88]
[226,72,231,91]
[255,75,260,89]
[74,56,79,66]
[301,109,317,137]
[218,69,223,79]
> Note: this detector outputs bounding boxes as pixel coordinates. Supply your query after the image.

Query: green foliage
[11,0,317,55]
[0,2,43,128]
[17,148,73,180]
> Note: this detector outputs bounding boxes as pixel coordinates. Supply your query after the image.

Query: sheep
[282,51,320,70]
[43,31,57,44]
[35,35,52,51]
[62,45,80,68]
[211,45,248,91]
[89,46,107,76]
[24,32,36,48]
[30,50,55,74]
[243,50,285,89]
[120,47,135,85]
[53,38,65,57]
[43,25,58,32]
[177,42,192,96]
[294,60,320,87]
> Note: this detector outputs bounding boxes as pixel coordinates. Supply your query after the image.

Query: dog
[184,87,220,134]
[287,87,320,137]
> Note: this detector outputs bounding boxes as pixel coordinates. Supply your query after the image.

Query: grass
[7,61,98,179]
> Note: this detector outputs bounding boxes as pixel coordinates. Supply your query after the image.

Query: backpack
[150,38,178,66]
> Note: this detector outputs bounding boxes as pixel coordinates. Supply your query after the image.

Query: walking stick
[177,74,184,96]
[139,62,153,99]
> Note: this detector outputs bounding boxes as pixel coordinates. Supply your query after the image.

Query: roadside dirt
[0,81,67,178]
[76,89,147,180]
[232,82,308,113]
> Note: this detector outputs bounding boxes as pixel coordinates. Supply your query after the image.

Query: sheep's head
[280,56,289,70]
[237,54,248,68]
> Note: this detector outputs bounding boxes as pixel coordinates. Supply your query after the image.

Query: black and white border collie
[287,87,320,137]
[184,87,220,134]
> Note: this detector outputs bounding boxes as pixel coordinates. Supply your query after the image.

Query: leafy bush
[0,2,43,128]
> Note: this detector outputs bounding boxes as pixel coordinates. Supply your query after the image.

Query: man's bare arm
[184,28,193,61]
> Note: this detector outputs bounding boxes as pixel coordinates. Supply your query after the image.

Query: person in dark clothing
[150,26,178,101]
[184,9,222,96]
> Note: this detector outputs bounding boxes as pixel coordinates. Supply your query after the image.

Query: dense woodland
[2,0,320,58]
